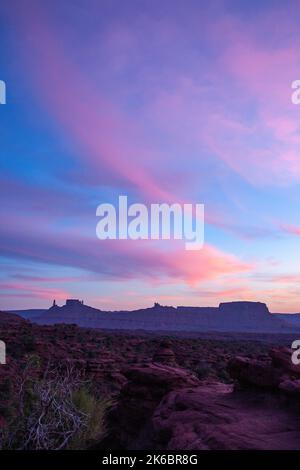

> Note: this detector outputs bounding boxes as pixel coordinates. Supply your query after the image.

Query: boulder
[97,354,300,450]
[270,348,300,376]
[152,383,300,450]
[99,362,200,449]
[279,379,300,397]
[228,356,281,389]
[152,341,177,366]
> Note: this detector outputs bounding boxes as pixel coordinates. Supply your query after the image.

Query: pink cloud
[280,224,300,236]
[8,1,177,203]
[0,214,251,287]
[0,282,69,301]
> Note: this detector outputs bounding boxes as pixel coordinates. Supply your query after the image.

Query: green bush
[69,388,111,449]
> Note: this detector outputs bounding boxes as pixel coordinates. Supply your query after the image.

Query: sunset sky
[1,0,300,312]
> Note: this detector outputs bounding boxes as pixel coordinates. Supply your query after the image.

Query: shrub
[69,388,111,449]
[194,361,211,380]
[0,363,110,450]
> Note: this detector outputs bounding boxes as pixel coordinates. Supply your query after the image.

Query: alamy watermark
[0,340,6,364]
[291,340,300,365]
[96,196,204,250]
[0,80,6,104]
[291,80,300,104]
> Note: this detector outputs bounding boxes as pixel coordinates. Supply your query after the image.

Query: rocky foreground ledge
[98,344,300,450]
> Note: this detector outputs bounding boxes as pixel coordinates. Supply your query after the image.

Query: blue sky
[1,0,300,312]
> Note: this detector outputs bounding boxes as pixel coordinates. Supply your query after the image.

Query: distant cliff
[11,300,298,333]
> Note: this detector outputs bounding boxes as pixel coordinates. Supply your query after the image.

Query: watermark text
[96,196,204,250]
[0,340,6,364]
[0,80,6,104]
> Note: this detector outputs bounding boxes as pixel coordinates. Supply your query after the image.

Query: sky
[1,0,300,312]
